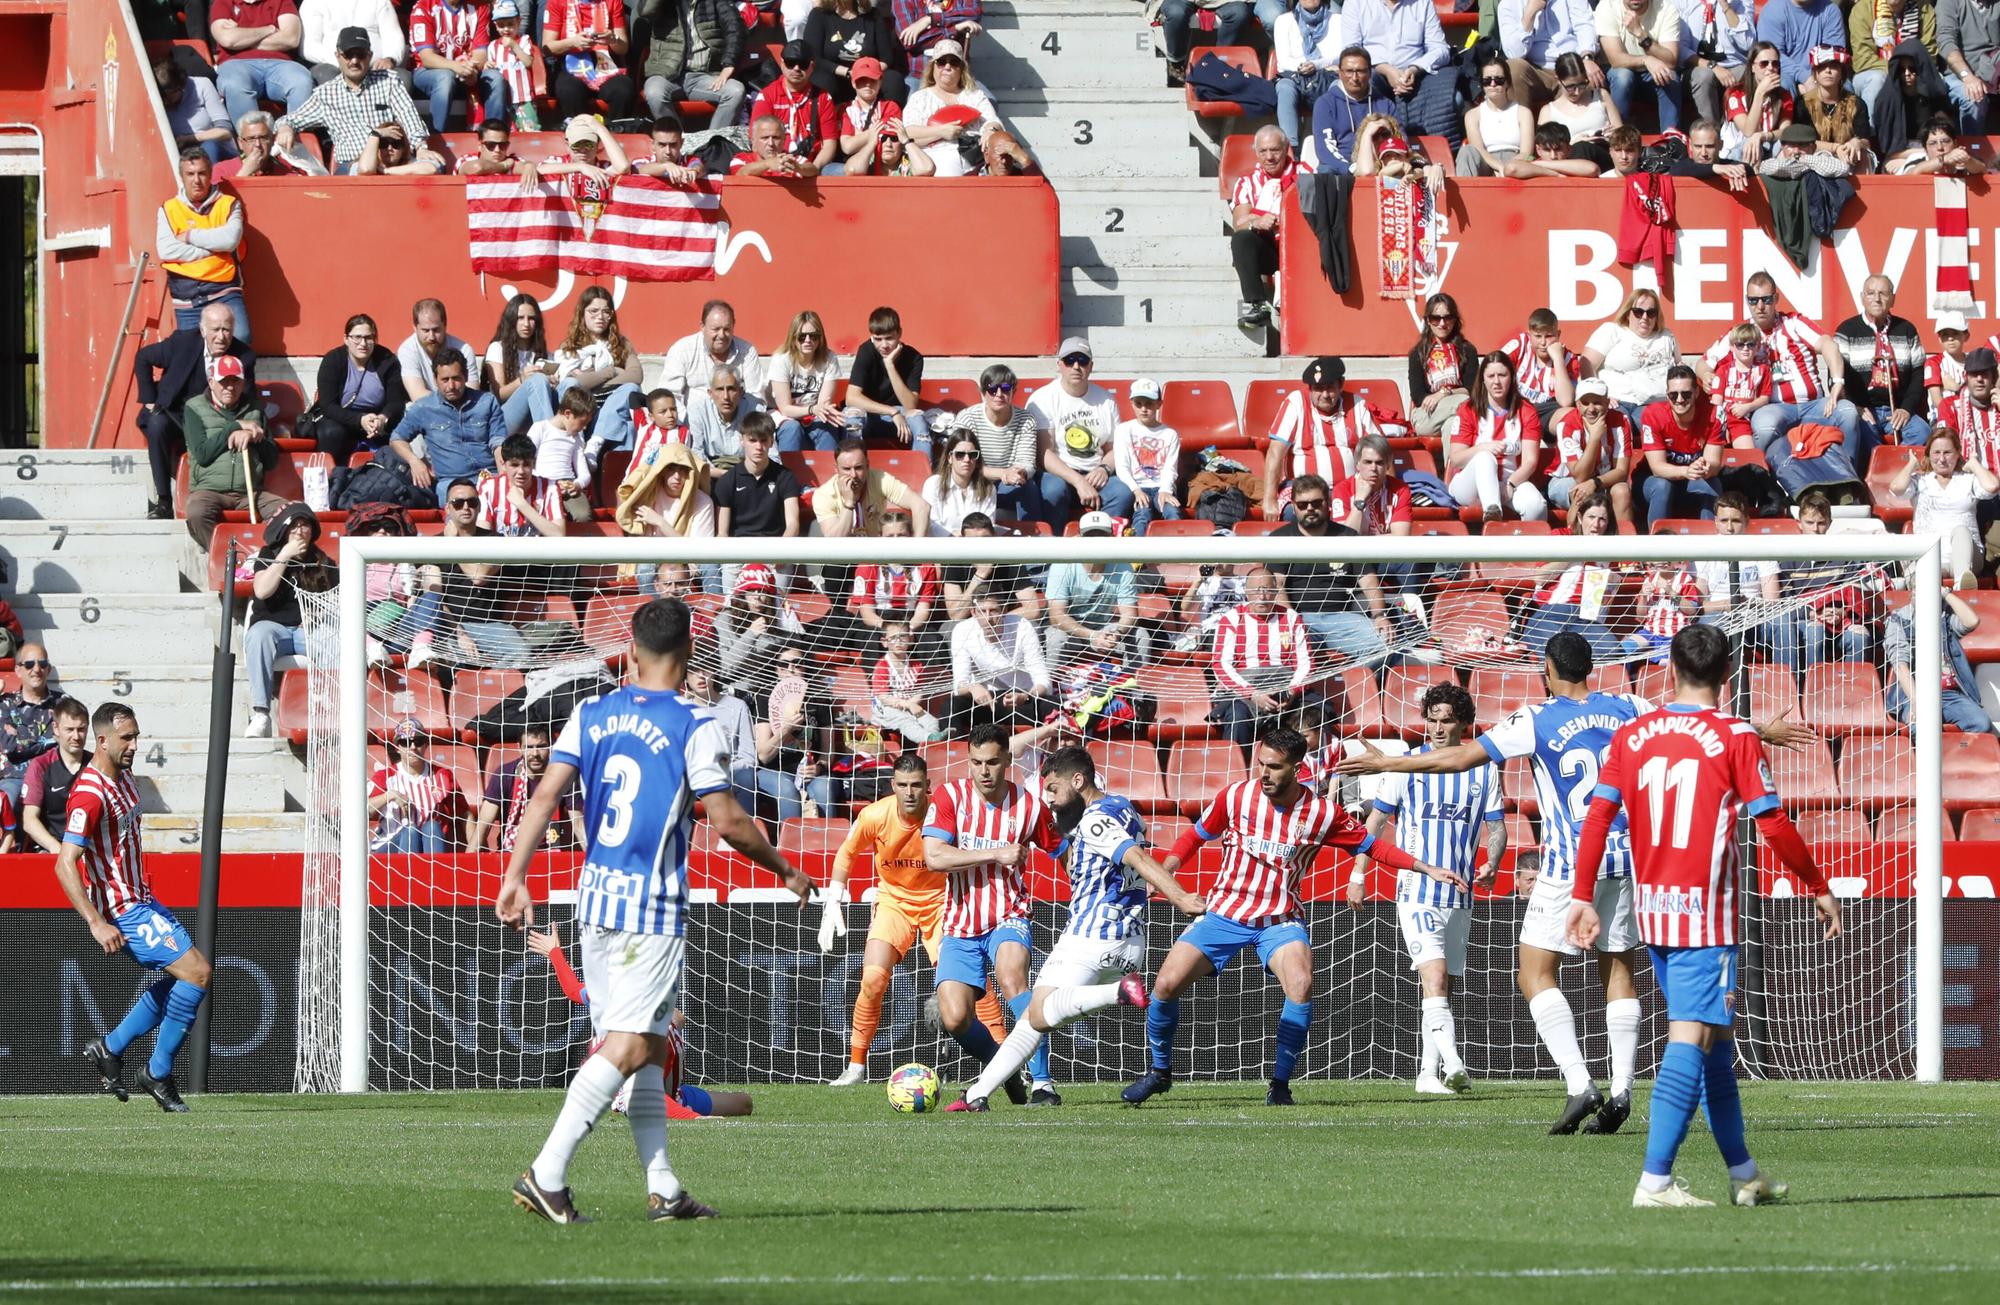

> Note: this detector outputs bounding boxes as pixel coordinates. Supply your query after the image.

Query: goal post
[311,530,1947,1093]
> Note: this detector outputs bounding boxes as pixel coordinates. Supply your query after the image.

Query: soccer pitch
[6,1082,1999,1304]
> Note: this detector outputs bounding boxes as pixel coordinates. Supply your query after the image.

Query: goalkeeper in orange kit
[821,752,1007,1085]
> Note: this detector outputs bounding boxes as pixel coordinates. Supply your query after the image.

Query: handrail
[85,250,149,450]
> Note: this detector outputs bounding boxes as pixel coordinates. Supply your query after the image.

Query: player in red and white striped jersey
[59,703,212,1112]
[1124,727,1458,1107]
[923,724,1065,1102]
[1569,624,1838,1208]
[478,433,566,538]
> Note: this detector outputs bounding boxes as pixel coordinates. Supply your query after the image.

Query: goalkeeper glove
[817,886,849,953]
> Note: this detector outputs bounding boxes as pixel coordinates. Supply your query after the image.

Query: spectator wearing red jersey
[891,0,982,82]
[211,0,314,127]
[1637,364,1726,526]
[1446,351,1548,522]
[1704,321,1774,448]
[734,113,825,177]
[1498,307,1581,428]
[1729,41,1794,158]
[476,433,567,538]
[1329,434,1414,537]
[1522,490,1625,660]
[1546,379,1637,526]
[545,0,636,123]
[1927,311,1973,418]
[370,721,469,853]
[751,41,843,173]
[837,56,904,161]
[1939,348,2000,510]
[1211,568,1318,763]
[826,511,944,659]
[20,697,90,854]
[1261,355,1402,520]
[803,0,908,105]
[1408,292,1481,438]
[1229,126,1313,329]
[408,0,506,135]
[1698,271,1864,475]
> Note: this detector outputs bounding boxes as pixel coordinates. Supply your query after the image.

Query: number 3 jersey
[1057,795,1151,943]
[1478,691,1652,883]
[552,686,732,937]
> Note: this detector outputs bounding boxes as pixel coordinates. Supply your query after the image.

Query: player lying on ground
[496,597,811,1225]
[945,744,1207,1111]
[1568,622,1840,1209]
[818,751,1010,1086]
[528,929,752,1118]
[1338,630,1813,1134]
[66,703,210,1114]
[1349,682,1503,1096]
[923,724,1067,1105]
[1126,726,1460,1108]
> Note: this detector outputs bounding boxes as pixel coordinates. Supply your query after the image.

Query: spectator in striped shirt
[1211,569,1318,763]
[1698,271,1864,471]
[1926,310,1972,418]
[1261,354,1403,520]
[369,720,469,853]
[1229,126,1312,329]
[1499,307,1582,428]
[949,364,1045,525]
[1546,379,1637,526]
[408,0,507,135]
[477,433,567,538]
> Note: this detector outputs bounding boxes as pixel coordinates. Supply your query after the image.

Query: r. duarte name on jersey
[1623,713,1727,758]
[587,711,679,754]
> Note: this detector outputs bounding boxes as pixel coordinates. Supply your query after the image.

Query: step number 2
[1636,755,1699,851]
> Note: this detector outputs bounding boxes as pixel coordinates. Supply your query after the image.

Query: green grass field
[6,1081,1999,1304]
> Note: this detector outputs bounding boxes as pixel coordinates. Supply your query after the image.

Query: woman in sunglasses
[1582,286,1681,430]
[768,309,846,452]
[1458,56,1536,177]
[1727,41,1794,162]
[944,363,1043,524]
[1407,293,1481,439]
[1538,51,1621,172]
[923,431,999,536]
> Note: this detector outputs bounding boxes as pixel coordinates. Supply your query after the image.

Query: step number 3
[1636,756,1699,851]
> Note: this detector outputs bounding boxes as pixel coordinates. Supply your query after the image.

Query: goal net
[295,529,1946,1093]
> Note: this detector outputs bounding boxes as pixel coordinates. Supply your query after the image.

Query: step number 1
[1636,755,1699,851]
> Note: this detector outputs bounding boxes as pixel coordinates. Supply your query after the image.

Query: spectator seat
[1185,47,1264,120]
[1162,380,1246,448]
[1835,733,1914,812]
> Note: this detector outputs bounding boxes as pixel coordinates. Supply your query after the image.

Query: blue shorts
[677,1085,713,1116]
[1649,944,1738,1027]
[935,918,1033,990]
[116,900,193,970]
[1178,914,1310,977]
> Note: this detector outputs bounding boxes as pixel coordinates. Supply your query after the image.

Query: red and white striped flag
[466,175,721,281]
[1933,177,1974,315]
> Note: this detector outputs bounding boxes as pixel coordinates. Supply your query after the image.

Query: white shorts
[1396,898,1471,975]
[579,925,685,1037]
[1035,931,1145,991]
[1520,872,1639,956]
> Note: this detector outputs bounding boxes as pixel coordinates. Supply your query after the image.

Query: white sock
[1422,996,1462,1076]
[1040,982,1121,1027]
[1528,988,1594,1096]
[531,1054,625,1192]
[968,1018,1046,1103]
[1639,1171,1673,1193]
[612,1074,634,1114]
[1417,1019,1438,1080]
[623,1063,683,1201]
[1605,998,1642,1097]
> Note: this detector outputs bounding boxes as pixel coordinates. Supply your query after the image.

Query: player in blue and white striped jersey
[1352,683,1504,1097]
[496,598,812,1225]
[947,745,1206,1112]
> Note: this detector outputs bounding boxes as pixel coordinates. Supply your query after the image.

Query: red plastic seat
[918,378,978,415]
[1745,517,1801,535]
[1961,592,2000,662]
[1959,807,2000,841]
[1770,740,1840,809]
[829,664,874,716]
[274,668,313,745]
[592,450,634,510]
[1473,519,1554,583]
[1650,518,1717,535]
[1323,666,1387,738]
[206,522,266,594]
[1166,739,1242,815]
[367,667,451,740]
[1798,807,1870,843]
[871,450,935,492]
[1089,739,1172,812]
[1865,444,1913,524]
[780,819,851,861]
[1415,133,1457,176]
[448,669,526,737]
[1378,666,1437,740]
[257,380,306,438]
[1187,47,1262,118]
[1138,665,1214,741]
[1505,809,1538,855]
[782,451,833,492]
[582,591,647,656]
[1161,380,1243,448]
[1469,668,1545,730]
[1803,662,1892,735]
[1502,756,1537,815]
[1733,663,1799,723]
[1218,132,1256,200]
[1942,732,2000,810]
[1593,663,1632,695]
[1876,804,1956,841]
[1834,734,1913,812]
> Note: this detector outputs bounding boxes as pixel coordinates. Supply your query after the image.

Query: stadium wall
[1280,177,1994,358]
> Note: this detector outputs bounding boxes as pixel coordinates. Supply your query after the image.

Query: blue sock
[1008,992,1053,1083]
[1701,1040,1752,1168]
[1273,999,1312,1082]
[951,1017,1002,1066]
[147,981,207,1080]
[105,976,175,1057]
[677,1085,714,1117]
[1146,998,1181,1072]
[1643,1041,1706,1178]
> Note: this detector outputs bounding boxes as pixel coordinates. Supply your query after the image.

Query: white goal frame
[332,531,1948,1092]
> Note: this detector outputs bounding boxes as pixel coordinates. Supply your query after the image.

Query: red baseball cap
[209,354,245,381]
[850,56,884,83]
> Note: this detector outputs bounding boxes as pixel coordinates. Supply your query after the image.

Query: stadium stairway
[0,451,311,852]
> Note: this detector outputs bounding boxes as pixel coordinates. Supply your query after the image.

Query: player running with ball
[496,598,811,1224]
[1568,623,1840,1209]
[945,745,1207,1112]
[1125,726,1462,1107]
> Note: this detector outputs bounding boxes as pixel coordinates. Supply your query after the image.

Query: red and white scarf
[1376,177,1441,300]
[1935,177,1974,314]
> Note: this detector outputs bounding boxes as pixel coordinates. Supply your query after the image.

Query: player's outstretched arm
[706,788,813,904]
[53,843,124,956]
[1123,845,1205,915]
[495,760,579,930]
[1754,705,1820,752]
[1334,738,1491,777]
[527,928,588,1005]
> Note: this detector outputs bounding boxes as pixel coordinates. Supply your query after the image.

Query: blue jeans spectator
[741,764,833,822]
[845,409,932,456]
[1277,71,1336,148]
[1129,486,1183,535]
[245,618,337,711]
[381,818,448,854]
[1641,470,1721,526]
[1158,0,1254,62]
[1377,68,1465,150]
[458,619,532,666]
[1297,609,1390,667]
[172,288,250,344]
[995,477,1044,527]
[1605,64,1681,131]
[1524,602,1623,663]
[501,376,556,434]
[216,58,314,126]
[1778,611,1873,669]
[1752,397,1866,465]
[1039,469,1136,526]
[1851,68,1887,110]
[1946,74,1991,135]
[368,590,446,649]
[413,66,508,134]
[776,417,844,452]
[1861,404,1932,449]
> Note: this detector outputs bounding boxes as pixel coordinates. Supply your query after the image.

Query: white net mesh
[297,531,1930,1090]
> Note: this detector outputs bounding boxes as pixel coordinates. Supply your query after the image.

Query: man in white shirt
[1026,336,1130,527]
[1597,0,1685,131]
[1500,0,1604,110]
[398,297,481,401]
[661,299,764,406]
[948,592,1054,736]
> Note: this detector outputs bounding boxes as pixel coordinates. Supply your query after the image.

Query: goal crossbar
[331,531,1948,1091]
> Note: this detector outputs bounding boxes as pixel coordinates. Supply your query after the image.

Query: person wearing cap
[838,55,910,167]
[1799,43,1877,168]
[181,354,290,548]
[1936,347,2000,486]
[1940,0,2000,132]
[1926,310,1974,416]
[1044,516,1147,671]
[636,0,747,127]
[1341,0,1464,148]
[1697,271,1864,470]
[276,26,431,170]
[1834,274,1931,451]
[751,40,844,173]
[405,0,508,135]
[133,301,256,519]
[891,0,982,82]
[714,562,807,698]
[1547,377,1638,525]
[369,721,469,853]
[903,39,999,176]
[1756,0,1847,96]
[1228,125,1313,329]
[1112,379,1183,536]
[1262,355,1403,521]
[533,112,634,192]
[299,0,408,88]
[802,0,907,105]
[209,0,315,127]
[243,503,337,741]
[482,1,543,129]
[1026,337,1131,527]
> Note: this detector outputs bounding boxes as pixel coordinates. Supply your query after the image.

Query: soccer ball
[886,1063,941,1114]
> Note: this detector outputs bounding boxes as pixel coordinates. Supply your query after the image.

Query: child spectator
[837,56,903,162]
[486,0,543,130]
[845,305,929,454]
[1499,307,1582,426]
[528,387,596,506]
[1546,380,1637,527]
[1627,563,1707,661]
[477,433,566,538]
[870,619,944,745]
[1510,122,1606,179]
[1708,322,1774,448]
[1928,312,1971,419]
[1112,378,1182,535]
[630,389,684,468]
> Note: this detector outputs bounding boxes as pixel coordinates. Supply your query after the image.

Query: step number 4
[1041,32,1060,56]
[1636,755,1699,851]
